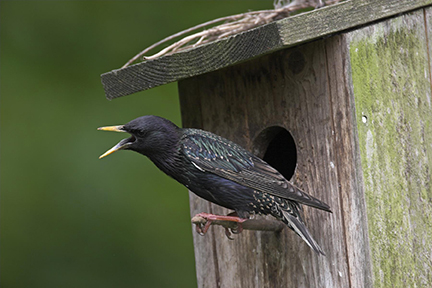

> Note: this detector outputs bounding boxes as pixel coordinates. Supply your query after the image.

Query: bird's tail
[280,207,325,255]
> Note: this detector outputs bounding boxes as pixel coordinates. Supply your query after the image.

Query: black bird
[98,115,331,255]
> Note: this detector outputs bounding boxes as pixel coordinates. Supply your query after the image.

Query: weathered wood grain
[325,34,373,287]
[242,43,350,287]
[102,0,432,100]
[103,23,283,100]
[347,9,432,287]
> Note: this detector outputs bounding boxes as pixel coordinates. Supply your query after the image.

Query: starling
[98,115,331,255]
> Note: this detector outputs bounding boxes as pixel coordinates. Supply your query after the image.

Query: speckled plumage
[99,115,331,255]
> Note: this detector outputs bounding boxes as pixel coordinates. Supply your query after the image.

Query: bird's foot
[224,222,244,240]
[193,212,247,239]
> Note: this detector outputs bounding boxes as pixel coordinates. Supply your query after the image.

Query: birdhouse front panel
[178,36,368,287]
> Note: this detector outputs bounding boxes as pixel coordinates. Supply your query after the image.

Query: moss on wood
[349,10,432,287]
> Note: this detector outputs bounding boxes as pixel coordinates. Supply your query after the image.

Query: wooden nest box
[101,1,432,287]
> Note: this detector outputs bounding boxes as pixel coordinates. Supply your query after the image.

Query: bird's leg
[193,212,247,239]
[195,212,248,223]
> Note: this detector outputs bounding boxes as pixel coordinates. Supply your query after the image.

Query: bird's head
[98,115,180,159]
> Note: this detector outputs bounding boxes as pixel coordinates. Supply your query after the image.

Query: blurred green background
[1,1,271,287]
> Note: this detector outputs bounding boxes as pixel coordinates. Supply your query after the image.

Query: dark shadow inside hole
[253,127,297,181]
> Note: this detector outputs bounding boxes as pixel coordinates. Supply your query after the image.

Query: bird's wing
[180,130,331,212]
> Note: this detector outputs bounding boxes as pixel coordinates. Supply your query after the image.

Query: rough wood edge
[101,0,432,100]
[325,33,373,287]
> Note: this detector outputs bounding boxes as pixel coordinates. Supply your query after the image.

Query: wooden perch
[191,215,286,233]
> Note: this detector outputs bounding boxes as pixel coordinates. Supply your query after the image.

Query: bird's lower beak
[98,125,130,159]
[99,138,132,159]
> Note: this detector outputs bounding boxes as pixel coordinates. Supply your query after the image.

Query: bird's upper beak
[98,125,125,133]
[98,125,132,159]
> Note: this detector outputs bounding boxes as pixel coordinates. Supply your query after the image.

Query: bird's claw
[225,227,234,240]
[195,218,213,236]
[231,223,243,234]
[196,223,205,236]
[224,223,243,240]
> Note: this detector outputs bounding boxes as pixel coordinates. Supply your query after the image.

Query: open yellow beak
[98,125,130,159]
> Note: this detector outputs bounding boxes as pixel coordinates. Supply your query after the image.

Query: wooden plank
[102,0,432,100]
[178,82,220,288]
[325,34,373,287]
[241,42,351,288]
[102,23,282,100]
[178,37,372,287]
[185,65,256,288]
[278,0,432,47]
[348,9,432,287]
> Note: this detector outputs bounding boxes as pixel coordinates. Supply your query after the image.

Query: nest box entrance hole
[253,126,297,181]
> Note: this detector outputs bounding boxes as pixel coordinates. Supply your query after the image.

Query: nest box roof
[101,0,431,100]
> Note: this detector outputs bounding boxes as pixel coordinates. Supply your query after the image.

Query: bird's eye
[136,130,147,137]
